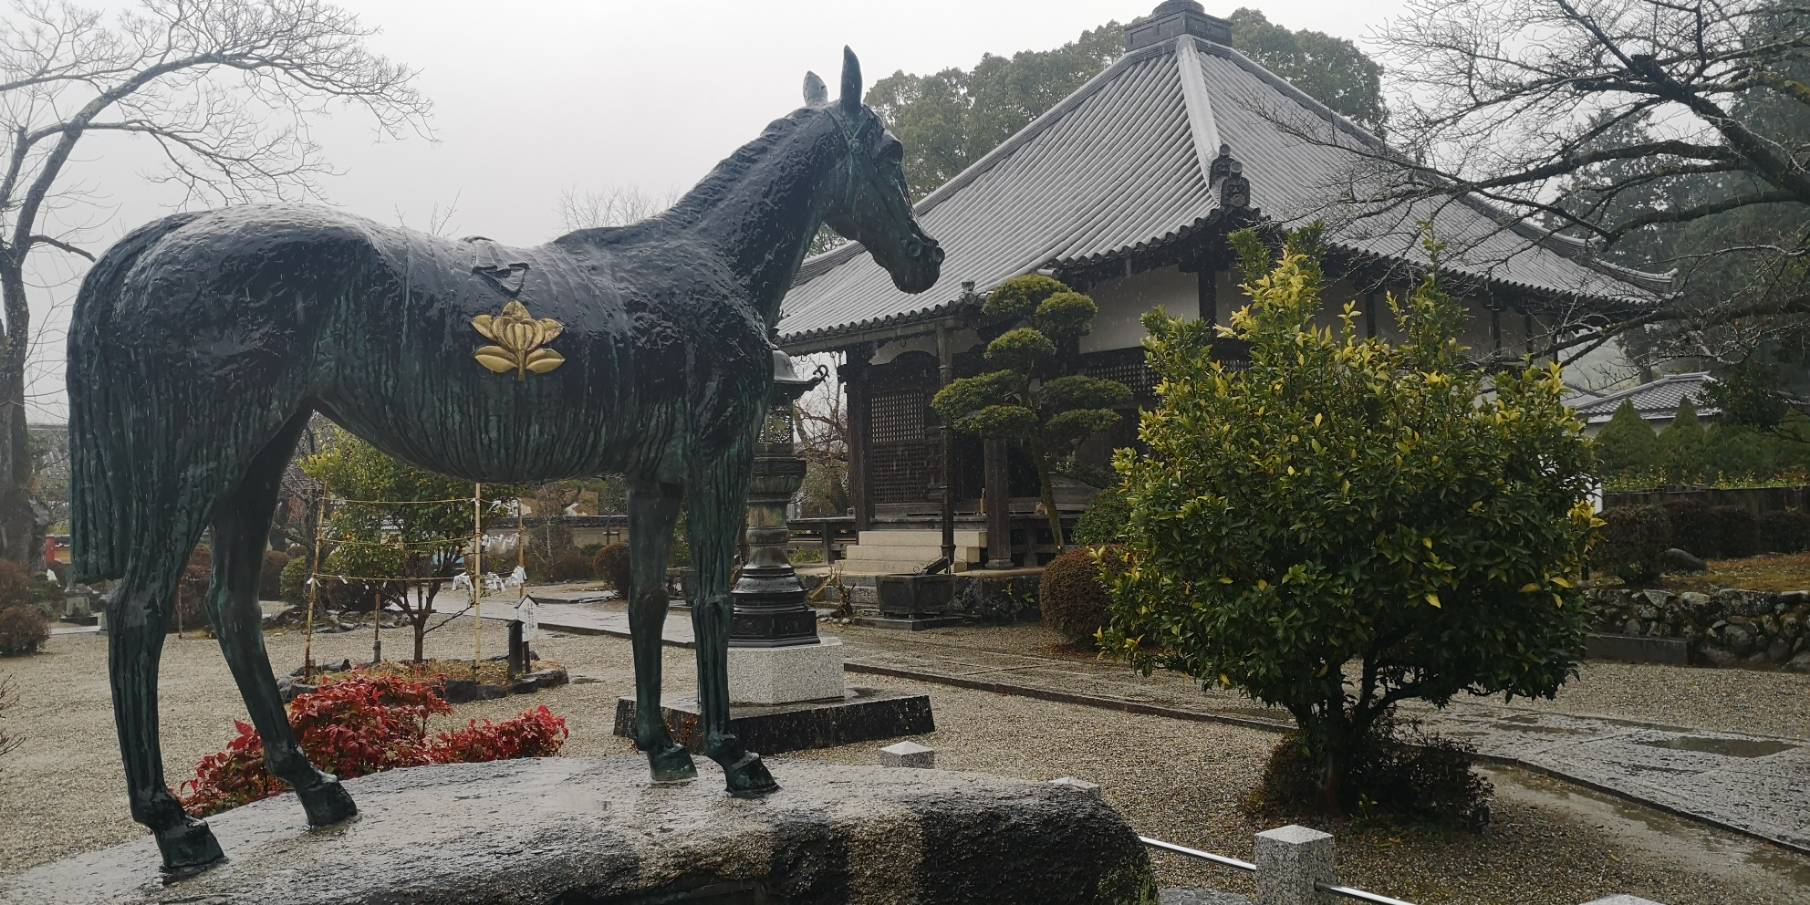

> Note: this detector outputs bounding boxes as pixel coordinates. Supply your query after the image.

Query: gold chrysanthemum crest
[473,300,565,381]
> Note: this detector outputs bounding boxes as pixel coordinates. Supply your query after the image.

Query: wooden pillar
[1196,266,1217,325]
[1363,291,1380,339]
[936,322,957,573]
[841,346,873,532]
[983,438,1013,569]
[1489,306,1504,355]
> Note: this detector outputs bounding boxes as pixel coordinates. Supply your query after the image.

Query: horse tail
[68,212,205,583]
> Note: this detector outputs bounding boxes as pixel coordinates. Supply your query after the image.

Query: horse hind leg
[686,450,777,797]
[205,410,356,827]
[107,531,223,869]
[626,479,695,782]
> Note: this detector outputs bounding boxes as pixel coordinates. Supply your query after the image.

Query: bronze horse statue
[67,48,941,871]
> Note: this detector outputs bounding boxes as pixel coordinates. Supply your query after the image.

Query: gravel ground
[838,621,1810,741]
[2,619,1807,905]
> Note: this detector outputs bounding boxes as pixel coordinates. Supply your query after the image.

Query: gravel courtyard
[2,619,1806,905]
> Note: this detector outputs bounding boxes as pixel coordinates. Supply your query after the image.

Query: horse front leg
[108,568,226,871]
[686,447,777,796]
[627,479,695,782]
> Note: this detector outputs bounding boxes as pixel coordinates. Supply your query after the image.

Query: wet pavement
[480,592,1810,857]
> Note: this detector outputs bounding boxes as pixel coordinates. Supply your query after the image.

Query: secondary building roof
[1573,372,1716,427]
[778,14,1668,350]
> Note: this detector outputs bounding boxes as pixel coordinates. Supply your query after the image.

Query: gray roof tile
[778,35,1665,347]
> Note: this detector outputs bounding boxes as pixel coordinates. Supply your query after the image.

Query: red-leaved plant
[181,674,568,816]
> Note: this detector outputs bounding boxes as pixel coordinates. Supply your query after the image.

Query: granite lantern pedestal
[614,351,934,753]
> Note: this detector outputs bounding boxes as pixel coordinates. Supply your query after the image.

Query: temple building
[775,1,1668,572]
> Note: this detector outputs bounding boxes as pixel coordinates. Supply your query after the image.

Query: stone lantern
[728,349,824,647]
[724,349,846,705]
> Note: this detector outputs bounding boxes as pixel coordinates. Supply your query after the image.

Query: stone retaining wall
[1586,587,1810,671]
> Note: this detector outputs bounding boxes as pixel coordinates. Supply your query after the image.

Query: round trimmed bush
[1662,499,1716,558]
[1704,506,1760,559]
[0,560,34,613]
[1039,547,1115,645]
[0,605,49,656]
[1072,488,1129,545]
[280,555,311,605]
[260,550,290,601]
[593,542,632,595]
[1758,510,1810,554]
[1593,505,1673,584]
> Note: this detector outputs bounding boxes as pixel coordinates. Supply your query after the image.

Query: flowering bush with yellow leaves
[1101,226,1598,814]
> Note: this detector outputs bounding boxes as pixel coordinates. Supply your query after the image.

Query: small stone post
[879,741,936,768]
[1254,825,1335,905]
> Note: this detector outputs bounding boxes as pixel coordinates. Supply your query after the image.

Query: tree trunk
[1034,454,1064,552]
[0,359,40,567]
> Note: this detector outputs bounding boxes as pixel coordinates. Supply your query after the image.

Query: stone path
[483,595,1810,856]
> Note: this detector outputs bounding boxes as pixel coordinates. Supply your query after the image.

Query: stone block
[1049,776,1103,798]
[1254,825,1335,905]
[881,740,937,768]
[614,686,934,755]
[1585,633,1690,666]
[1,757,1157,904]
[726,637,844,705]
[1580,896,1668,905]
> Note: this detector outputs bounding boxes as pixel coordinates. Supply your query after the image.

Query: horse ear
[803,71,828,106]
[839,46,862,111]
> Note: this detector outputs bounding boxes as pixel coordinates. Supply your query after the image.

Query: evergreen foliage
[1102,228,1596,814]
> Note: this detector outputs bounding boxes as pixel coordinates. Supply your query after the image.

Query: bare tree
[557,184,674,231]
[0,0,431,564]
[1352,0,1810,372]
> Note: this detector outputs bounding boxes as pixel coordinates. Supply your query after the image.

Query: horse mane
[552,108,826,248]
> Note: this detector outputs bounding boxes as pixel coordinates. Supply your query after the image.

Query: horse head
[807,48,943,294]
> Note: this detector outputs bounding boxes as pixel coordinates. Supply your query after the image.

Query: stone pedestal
[1,757,1157,905]
[614,685,934,755]
[727,636,844,704]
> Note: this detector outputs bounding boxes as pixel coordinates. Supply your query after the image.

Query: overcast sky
[21,1,1407,419]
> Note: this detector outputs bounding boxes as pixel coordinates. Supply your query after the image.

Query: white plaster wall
[1081,265,1200,353]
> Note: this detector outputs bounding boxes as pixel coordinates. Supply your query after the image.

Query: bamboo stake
[472,483,483,673]
[302,491,324,681]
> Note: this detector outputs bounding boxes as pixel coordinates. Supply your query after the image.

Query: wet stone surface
[1,757,1156,905]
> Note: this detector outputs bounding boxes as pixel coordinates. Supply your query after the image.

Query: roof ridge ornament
[1210,145,1250,210]
[1125,0,1232,52]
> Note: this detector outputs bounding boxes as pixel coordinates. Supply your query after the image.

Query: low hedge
[1593,505,1672,584]
[1759,509,1810,554]
[1038,546,1118,645]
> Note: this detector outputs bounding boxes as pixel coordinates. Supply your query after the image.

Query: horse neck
[680,114,844,325]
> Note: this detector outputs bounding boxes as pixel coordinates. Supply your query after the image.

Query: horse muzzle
[891,234,944,293]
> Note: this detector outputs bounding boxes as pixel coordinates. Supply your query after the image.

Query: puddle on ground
[1634,735,1797,758]
[1484,765,1810,897]
[1489,721,1593,736]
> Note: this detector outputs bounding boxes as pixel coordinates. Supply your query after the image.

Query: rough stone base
[614,686,935,754]
[1,757,1157,905]
[727,636,844,705]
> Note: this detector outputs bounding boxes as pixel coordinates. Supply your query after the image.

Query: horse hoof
[156,816,225,874]
[722,751,779,798]
[648,744,698,784]
[299,776,358,827]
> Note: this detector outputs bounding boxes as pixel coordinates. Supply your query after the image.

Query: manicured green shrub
[1659,400,1710,485]
[1103,228,1595,815]
[1662,499,1717,557]
[1039,547,1116,645]
[259,550,290,601]
[1071,487,1130,545]
[0,605,48,656]
[1758,510,1810,554]
[593,542,633,594]
[0,561,34,613]
[540,550,596,582]
[170,547,214,633]
[1593,506,1673,584]
[1246,719,1491,829]
[1705,506,1760,559]
[1592,400,1660,479]
[280,555,311,605]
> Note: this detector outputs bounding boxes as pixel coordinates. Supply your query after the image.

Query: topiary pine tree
[1660,398,1710,485]
[1102,227,1597,815]
[931,275,1130,549]
[1592,399,1661,480]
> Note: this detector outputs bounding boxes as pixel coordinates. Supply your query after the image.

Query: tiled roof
[1573,373,1716,425]
[778,34,1667,348]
